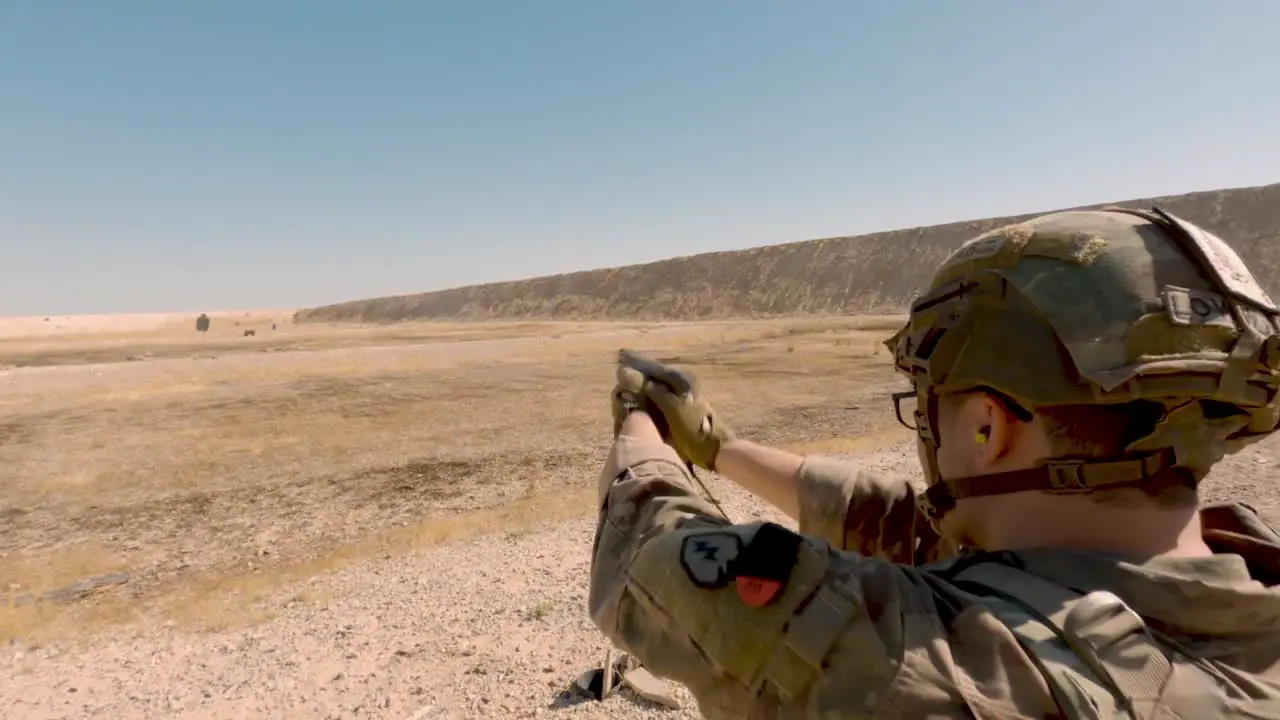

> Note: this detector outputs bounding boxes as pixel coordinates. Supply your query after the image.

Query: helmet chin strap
[916,433,1182,524]
[918,443,957,523]
[913,387,1183,523]
[914,387,955,523]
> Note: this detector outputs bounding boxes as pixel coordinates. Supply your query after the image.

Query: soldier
[590,207,1280,718]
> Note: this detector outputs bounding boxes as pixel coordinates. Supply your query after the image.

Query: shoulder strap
[953,561,1192,720]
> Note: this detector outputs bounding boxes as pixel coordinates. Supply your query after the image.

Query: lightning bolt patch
[679,532,742,589]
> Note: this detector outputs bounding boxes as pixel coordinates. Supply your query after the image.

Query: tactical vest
[938,554,1280,719]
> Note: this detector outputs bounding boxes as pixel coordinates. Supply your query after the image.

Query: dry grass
[0,313,909,645]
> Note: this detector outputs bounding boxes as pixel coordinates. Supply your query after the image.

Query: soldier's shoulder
[625,522,1055,714]
[628,520,936,614]
[627,521,954,689]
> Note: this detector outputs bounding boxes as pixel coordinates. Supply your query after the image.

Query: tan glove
[642,378,735,471]
[611,366,647,437]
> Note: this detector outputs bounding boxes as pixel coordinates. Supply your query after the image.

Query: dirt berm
[297,183,1280,323]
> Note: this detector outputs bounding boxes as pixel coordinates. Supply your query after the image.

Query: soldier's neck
[978,494,1214,559]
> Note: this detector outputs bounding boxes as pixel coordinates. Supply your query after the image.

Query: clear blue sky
[3,1,1278,316]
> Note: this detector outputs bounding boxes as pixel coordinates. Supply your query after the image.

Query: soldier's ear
[965,392,1016,465]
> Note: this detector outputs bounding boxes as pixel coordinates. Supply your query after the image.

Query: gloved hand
[640,370,736,472]
[611,365,647,437]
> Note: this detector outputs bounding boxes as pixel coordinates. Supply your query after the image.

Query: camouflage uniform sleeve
[589,436,908,717]
[795,456,961,565]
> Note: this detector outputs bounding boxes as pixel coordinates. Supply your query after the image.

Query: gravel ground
[2,446,790,720]
[5,436,1278,720]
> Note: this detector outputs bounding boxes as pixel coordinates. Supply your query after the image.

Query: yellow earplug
[975,432,988,444]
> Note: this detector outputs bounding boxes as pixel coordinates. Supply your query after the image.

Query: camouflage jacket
[588,436,1280,718]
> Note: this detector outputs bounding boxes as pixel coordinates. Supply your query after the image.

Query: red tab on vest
[735,576,783,607]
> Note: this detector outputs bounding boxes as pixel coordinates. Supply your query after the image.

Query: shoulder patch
[627,522,844,689]
[680,532,742,589]
[678,523,806,606]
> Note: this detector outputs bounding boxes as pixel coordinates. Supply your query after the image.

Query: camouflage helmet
[886,206,1280,519]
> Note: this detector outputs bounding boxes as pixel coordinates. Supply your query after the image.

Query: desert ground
[3,313,1280,720]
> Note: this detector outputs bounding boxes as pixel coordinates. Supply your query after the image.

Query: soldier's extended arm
[711,439,804,519]
[590,412,909,716]
[634,362,953,563]
[712,438,957,563]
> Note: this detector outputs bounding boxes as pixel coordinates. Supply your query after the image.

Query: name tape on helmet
[1163,287,1235,329]
[1163,286,1278,336]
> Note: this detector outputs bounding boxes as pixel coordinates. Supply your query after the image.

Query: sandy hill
[296,183,1280,323]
